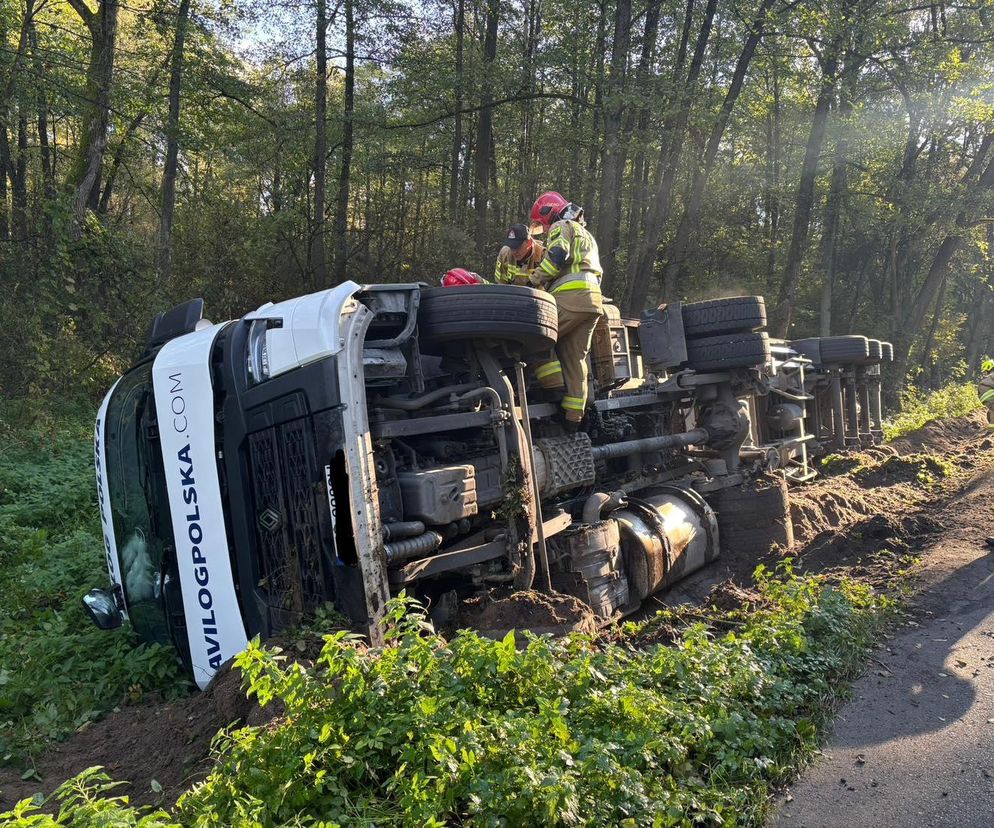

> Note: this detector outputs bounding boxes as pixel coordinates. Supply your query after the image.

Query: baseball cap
[505,223,530,250]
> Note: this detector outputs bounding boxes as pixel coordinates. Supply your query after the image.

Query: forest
[2,0,994,399]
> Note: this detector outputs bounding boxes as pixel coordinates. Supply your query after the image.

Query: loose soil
[0,662,281,810]
[456,588,598,636]
[2,411,991,813]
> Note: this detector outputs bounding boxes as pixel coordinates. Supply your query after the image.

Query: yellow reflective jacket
[534,219,603,295]
[495,240,545,286]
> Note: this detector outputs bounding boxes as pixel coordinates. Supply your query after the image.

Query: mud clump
[706,580,767,613]
[458,589,597,636]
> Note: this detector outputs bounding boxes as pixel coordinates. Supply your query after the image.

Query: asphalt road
[773,470,994,827]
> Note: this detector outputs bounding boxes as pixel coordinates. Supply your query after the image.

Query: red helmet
[442,268,484,287]
[530,191,569,233]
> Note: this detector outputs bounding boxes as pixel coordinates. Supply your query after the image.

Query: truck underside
[90,282,890,688]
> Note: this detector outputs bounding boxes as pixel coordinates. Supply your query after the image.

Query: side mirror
[82,588,123,630]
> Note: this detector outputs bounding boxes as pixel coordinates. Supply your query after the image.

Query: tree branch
[379,92,588,131]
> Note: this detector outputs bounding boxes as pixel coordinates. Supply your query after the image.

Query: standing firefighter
[529,191,604,430]
[495,224,544,286]
[979,358,994,430]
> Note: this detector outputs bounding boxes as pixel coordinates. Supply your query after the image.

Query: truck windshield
[104,363,174,645]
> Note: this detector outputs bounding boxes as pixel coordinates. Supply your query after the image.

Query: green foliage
[882,381,982,440]
[0,767,180,827]
[0,408,186,767]
[4,567,889,826]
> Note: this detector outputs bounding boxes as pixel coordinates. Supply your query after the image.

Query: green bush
[883,381,981,441]
[4,566,890,827]
[0,408,186,767]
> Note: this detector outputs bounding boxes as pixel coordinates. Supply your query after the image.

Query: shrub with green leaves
[3,568,889,826]
[0,408,186,767]
[883,381,981,440]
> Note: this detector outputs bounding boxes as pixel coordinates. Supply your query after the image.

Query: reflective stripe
[981,388,994,403]
[562,395,586,411]
[550,272,601,294]
[535,361,562,378]
[539,258,559,276]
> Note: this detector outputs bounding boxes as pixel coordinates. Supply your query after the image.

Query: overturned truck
[87,283,888,688]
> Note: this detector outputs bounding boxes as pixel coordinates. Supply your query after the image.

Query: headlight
[247,319,272,384]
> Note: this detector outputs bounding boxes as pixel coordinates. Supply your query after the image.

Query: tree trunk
[333,0,355,283]
[666,0,777,295]
[12,113,27,240]
[473,0,499,254]
[582,0,608,211]
[763,61,782,294]
[98,112,147,214]
[311,0,329,287]
[158,0,191,280]
[29,19,54,206]
[623,0,718,314]
[0,127,8,240]
[628,0,687,234]
[596,0,632,292]
[621,0,662,237]
[918,275,947,380]
[818,72,856,337]
[448,0,465,219]
[66,0,120,227]
[770,50,839,337]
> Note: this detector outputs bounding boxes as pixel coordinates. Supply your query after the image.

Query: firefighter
[528,191,603,431]
[494,224,545,286]
[979,358,994,430]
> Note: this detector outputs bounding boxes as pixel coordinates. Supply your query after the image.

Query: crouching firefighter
[495,223,545,286]
[529,191,604,432]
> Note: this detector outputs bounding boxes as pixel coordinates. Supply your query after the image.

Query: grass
[0,405,186,770]
[883,381,982,441]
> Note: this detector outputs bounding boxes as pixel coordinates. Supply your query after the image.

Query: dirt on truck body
[84,282,891,690]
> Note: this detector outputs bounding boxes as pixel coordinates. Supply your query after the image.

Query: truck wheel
[685,332,770,372]
[708,476,793,556]
[819,335,869,364]
[867,339,883,363]
[418,285,558,353]
[681,296,766,338]
[880,341,893,362]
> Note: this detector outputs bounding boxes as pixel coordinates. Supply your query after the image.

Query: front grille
[248,420,327,626]
[281,420,325,609]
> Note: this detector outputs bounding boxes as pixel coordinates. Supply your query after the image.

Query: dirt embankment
[2,412,991,812]
[0,662,284,810]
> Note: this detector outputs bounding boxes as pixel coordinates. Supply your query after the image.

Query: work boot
[985,537,994,550]
[563,419,580,436]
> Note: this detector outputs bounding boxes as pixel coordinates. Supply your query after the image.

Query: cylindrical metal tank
[612,486,719,602]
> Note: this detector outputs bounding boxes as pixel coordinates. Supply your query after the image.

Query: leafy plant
[883,381,981,441]
[0,407,186,767]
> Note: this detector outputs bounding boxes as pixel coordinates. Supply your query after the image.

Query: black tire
[881,341,894,362]
[685,332,771,371]
[789,337,822,364]
[682,296,766,338]
[418,285,557,354]
[867,339,883,363]
[819,335,869,364]
[708,477,793,555]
